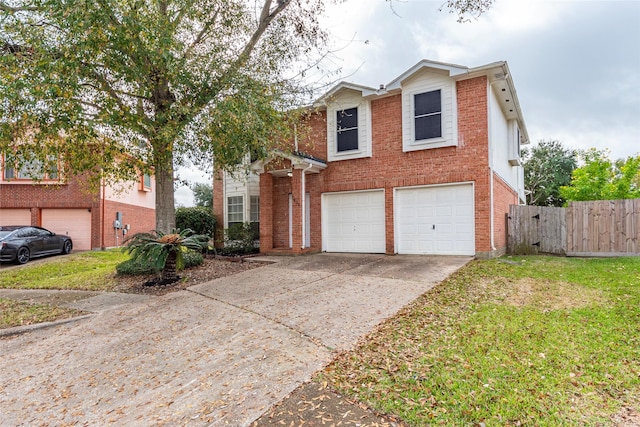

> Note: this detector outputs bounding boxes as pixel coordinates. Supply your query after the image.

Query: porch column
[290,168,303,253]
[259,173,274,254]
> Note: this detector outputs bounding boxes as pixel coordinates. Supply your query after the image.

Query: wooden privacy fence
[507,199,640,257]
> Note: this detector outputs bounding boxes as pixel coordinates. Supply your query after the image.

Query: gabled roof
[314,59,530,145]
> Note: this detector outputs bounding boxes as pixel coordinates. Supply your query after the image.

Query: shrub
[176,206,216,238]
[222,222,259,255]
[116,249,204,276]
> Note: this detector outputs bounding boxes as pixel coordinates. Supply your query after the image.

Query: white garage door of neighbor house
[323,190,385,253]
[0,209,31,226]
[396,184,475,255]
[41,209,92,251]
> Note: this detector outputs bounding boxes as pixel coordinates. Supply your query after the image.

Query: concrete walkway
[0,253,470,426]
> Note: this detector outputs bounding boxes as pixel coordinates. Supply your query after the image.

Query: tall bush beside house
[176,207,216,238]
[222,222,260,255]
[122,229,208,283]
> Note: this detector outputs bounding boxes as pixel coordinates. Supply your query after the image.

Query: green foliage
[122,229,208,280]
[0,0,327,232]
[191,183,213,208]
[116,249,203,276]
[222,222,259,255]
[175,206,216,237]
[522,140,577,206]
[560,149,640,201]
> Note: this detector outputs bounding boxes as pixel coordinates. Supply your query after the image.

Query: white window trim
[402,81,458,152]
[327,100,372,162]
[226,195,244,227]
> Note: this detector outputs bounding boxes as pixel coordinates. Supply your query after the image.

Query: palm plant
[123,229,209,283]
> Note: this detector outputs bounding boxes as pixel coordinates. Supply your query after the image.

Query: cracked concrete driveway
[0,253,469,426]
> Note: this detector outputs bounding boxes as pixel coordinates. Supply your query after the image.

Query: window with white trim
[250,196,260,223]
[402,76,457,152]
[336,107,359,152]
[414,90,442,141]
[227,196,243,228]
[326,94,372,162]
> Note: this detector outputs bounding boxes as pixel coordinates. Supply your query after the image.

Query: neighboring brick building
[214,59,529,258]
[0,168,156,250]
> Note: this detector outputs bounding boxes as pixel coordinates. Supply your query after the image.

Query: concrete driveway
[0,253,469,426]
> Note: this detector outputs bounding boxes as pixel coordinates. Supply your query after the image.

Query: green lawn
[0,250,128,291]
[321,256,640,426]
[0,298,85,329]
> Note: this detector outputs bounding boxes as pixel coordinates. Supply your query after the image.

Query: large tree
[1,0,494,232]
[522,140,577,206]
[560,149,640,202]
[191,182,212,208]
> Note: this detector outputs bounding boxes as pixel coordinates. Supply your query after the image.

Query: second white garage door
[396,184,475,255]
[323,190,385,253]
[41,209,92,251]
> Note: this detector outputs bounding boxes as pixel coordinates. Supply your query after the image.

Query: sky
[175,0,640,206]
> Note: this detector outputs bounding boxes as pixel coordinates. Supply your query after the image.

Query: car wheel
[62,240,72,254]
[16,247,30,264]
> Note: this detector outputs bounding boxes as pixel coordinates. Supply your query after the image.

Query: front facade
[0,169,156,250]
[216,59,528,258]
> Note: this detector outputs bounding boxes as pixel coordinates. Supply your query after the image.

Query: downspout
[100,178,106,250]
[301,162,313,249]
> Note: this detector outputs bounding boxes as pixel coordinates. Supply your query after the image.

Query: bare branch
[181,8,220,61]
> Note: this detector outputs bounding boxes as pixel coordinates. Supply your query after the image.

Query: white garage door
[0,209,31,226]
[323,190,385,253]
[396,184,475,255]
[42,209,92,250]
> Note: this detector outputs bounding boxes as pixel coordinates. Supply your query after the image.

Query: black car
[0,226,73,264]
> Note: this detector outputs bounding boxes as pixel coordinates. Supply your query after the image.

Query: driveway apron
[0,254,470,426]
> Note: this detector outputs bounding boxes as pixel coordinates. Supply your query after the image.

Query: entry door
[289,193,310,248]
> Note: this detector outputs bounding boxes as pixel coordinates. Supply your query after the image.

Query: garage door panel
[324,190,385,253]
[41,209,92,251]
[396,184,475,256]
[0,209,31,226]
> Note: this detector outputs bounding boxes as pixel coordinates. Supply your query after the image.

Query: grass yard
[0,298,85,329]
[0,250,128,291]
[321,256,640,426]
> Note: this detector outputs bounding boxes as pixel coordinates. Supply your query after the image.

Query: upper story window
[336,107,359,152]
[414,90,442,141]
[2,156,61,182]
[402,73,457,152]
[139,173,152,191]
[326,94,372,162]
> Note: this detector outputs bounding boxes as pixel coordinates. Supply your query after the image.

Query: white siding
[223,168,260,228]
[489,86,525,202]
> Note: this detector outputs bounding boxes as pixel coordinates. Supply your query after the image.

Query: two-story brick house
[214,59,529,258]
[0,167,156,251]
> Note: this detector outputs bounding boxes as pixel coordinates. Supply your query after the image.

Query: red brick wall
[212,170,224,246]
[491,173,519,255]
[102,200,155,248]
[0,173,157,249]
[262,76,495,255]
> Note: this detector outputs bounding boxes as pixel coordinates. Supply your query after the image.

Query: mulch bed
[111,256,264,296]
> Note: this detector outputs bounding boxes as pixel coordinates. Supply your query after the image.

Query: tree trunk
[162,250,178,282]
[154,149,176,233]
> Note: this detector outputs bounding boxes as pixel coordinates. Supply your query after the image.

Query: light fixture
[287,169,293,177]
